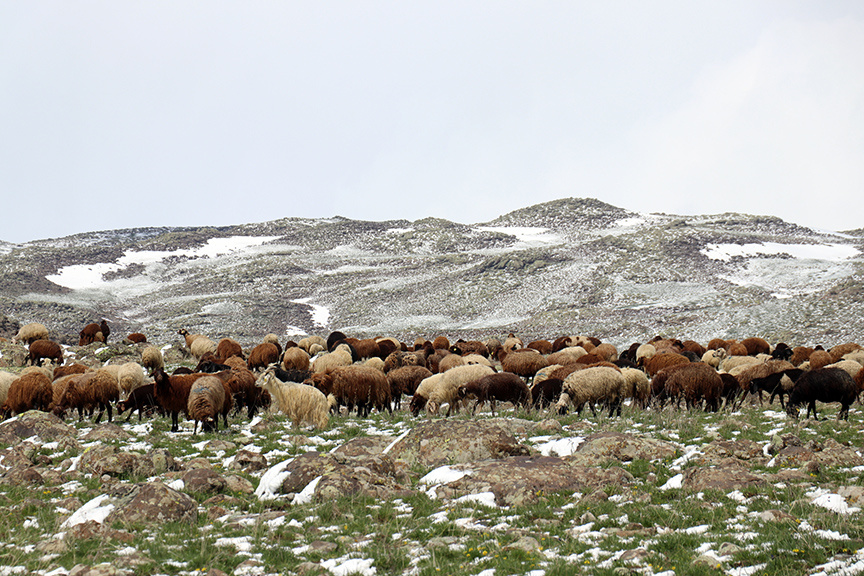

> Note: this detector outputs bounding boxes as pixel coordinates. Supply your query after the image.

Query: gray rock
[81,423,131,442]
[224,474,254,494]
[107,482,197,525]
[683,463,765,492]
[0,411,75,445]
[182,468,227,494]
[231,449,268,472]
[78,446,176,478]
[574,432,677,463]
[387,420,529,467]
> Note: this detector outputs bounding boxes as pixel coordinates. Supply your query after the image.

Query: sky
[1,1,863,243]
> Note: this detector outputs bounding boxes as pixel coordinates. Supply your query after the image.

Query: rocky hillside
[1,198,862,347]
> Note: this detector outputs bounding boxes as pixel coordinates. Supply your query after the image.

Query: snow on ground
[292,298,330,328]
[476,226,563,247]
[701,242,859,262]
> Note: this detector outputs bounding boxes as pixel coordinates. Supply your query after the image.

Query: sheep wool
[187,375,226,434]
[256,367,329,429]
[141,345,165,374]
[557,366,626,417]
[12,323,49,346]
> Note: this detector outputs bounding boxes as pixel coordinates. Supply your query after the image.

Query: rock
[1,466,43,485]
[758,509,797,522]
[185,457,213,470]
[574,432,677,463]
[81,423,131,442]
[68,564,121,576]
[107,482,197,525]
[231,450,268,472]
[580,512,597,523]
[718,542,742,556]
[332,436,395,457]
[619,547,650,562]
[223,474,254,494]
[79,446,176,478]
[36,539,68,554]
[536,419,563,433]
[427,536,459,548]
[278,451,413,502]
[310,540,338,554]
[182,468,227,494]
[700,439,765,463]
[432,455,632,507]
[693,555,721,568]
[505,536,540,553]
[387,420,529,467]
[202,439,236,452]
[683,463,765,492]
[773,438,864,469]
[67,520,134,543]
[0,411,76,445]
[838,486,864,503]
[296,562,325,574]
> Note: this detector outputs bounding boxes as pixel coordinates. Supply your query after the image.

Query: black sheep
[749,369,804,409]
[786,367,857,420]
[457,372,531,415]
[116,383,164,422]
[530,377,563,409]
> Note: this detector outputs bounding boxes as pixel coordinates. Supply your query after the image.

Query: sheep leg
[807,401,818,420]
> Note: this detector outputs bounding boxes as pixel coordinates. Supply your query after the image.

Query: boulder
[81,423,131,443]
[683,463,765,492]
[107,482,197,525]
[0,411,75,445]
[78,445,176,478]
[573,432,677,463]
[387,420,529,467]
[182,468,227,494]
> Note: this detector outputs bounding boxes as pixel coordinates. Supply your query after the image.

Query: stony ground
[1,388,863,576]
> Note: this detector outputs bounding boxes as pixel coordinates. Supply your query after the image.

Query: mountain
[1,197,862,348]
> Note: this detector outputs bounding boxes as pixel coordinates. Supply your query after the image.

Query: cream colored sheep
[12,323,49,345]
[118,362,147,398]
[141,345,164,374]
[311,344,353,373]
[256,367,329,429]
[556,366,627,417]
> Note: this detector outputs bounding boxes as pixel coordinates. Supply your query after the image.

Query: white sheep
[825,360,863,380]
[424,364,495,416]
[141,345,164,374]
[0,371,18,410]
[620,367,650,408]
[556,366,626,417]
[255,367,329,429]
[11,322,49,345]
[117,362,147,398]
[701,348,727,368]
[311,344,353,373]
[635,343,657,365]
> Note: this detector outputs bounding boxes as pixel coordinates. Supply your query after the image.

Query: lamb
[79,323,103,346]
[1,371,53,417]
[27,339,64,366]
[116,383,163,422]
[187,375,228,434]
[140,345,165,375]
[153,367,209,432]
[215,338,244,362]
[178,329,215,359]
[247,342,280,372]
[282,347,311,372]
[701,348,727,368]
[12,323,50,346]
[456,372,531,415]
[748,369,804,409]
[329,365,392,417]
[255,366,330,429]
[556,366,626,417]
[501,349,548,381]
[786,367,858,420]
[298,335,326,354]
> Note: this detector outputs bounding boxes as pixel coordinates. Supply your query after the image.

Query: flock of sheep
[1,321,863,433]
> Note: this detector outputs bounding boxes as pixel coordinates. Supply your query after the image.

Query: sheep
[682,340,707,358]
[54,369,120,423]
[346,338,380,360]
[0,371,18,410]
[364,357,385,372]
[79,323,103,346]
[190,336,216,360]
[461,354,493,368]
[532,364,564,386]
[12,323,50,346]
[282,347,311,372]
[431,336,450,351]
[547,346,588,366]
[255,366,329,429]
[701,348,727,368]
[734,360,795,397]
[387,366,433,409]
[219,367,265,418]
[824,359,864,381]
[1,371,53,417]
[326,330,349,351]
[329,365,392,417]
[842,349,864,365]
[718,355,762,375]
[99,320,111,343]
[620,367,650,409]
[383,351,425,373]
[484,338,502,360]
[570,335,599,351]
[530,377,563,409]
[215,338,244,361]
[53,363,89,380]
[829,342,863,363]
[262,334,283,358]
[28,339,64,366]
[140,346,165,375]
[663,362,723,412]
[740,337,771,356]
[451,340,490,357]
[748,369,804,409]
[526,340,553,355]
[786,367,858,420]
[153,367,209,432]
[187,375,227,434]
[592,343,619,362]
[126,332,147,344]
[247,342,280,372]
[117,362,147,398]
[420,364,494,416]
[178,328,203,348]
[298,335,326,354]
[706,338,727,351]
[437,353,465,373]
[311,344,353,373]
[556,366,626,417]
[116,383,163,422]
[635,343,656,365]
[501,334,523,355]
[642,352,690,377]
[789,346,814,367]
[809,350,834,370]
[771,343,794,361]
[456,372,531,415]
[501,348,547,381]
[551,336,573,352]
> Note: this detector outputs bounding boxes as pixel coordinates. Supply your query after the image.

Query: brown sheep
[551,336,573,352]
[330,365,392,417]
[666,362,723,411]
[387,365,432,409]
[681,340,707,358]
[740,337,770,356]
[28,339,64,366]
[153,368,209,432]
[215,338,244,362]
[1,371,53,417]
[53,363,89,380]
[432,336,450,350]
[642,352,690,377]
[54,369,120,423]
[526,340,553,355]
[829,342,863,363]
[809,350,833,370]
[345,338,380,360]
[727,342,748,356]
[501,349,547,380]
[282,347,311,372]
[457,372,531,415]
[187,375,227,434]
[592,343,618,362]
[451,340,490,357]
[127,332,148,344]
[247,343,280,372]
[789,346,814,367]
[79,323,103,346]
[437,353,465,373]
[141,345,164,375]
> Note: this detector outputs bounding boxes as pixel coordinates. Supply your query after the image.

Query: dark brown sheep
[54,369,119,423]
[78,323,103,346]
[187,375,228,434]
[28,339,64,366]
[126,332,148,344]
[215,338,244,362]
[1,372,53,417]
[456,372,531,415]
[330,365,392,417]
[664,362,723,412]
[530,377,563,408]
[53,363,88,380]
[153,368,209,432]
[787,367,858,420]
[740,337,770,356]
[387,365,433,409]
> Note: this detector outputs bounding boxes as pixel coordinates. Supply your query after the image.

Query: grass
[0,397,863,575]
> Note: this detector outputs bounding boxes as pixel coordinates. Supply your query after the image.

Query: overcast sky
[2,1,863,243]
